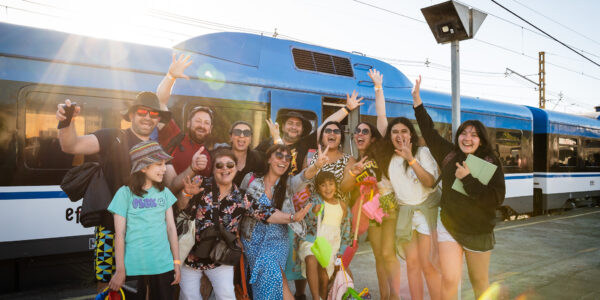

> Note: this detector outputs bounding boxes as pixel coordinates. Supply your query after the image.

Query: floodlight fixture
[421,1,487,139]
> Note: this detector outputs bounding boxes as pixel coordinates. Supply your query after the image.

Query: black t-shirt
[93,128,141,195]
[255,132,317,176]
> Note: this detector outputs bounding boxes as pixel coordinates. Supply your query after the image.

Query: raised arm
[156,53,192,110]
[56,99,100,155]
[411,76,454,161]
[368,69,387,136]
[317,90,364,141]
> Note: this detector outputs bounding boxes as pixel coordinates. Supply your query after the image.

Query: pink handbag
[362,193,387,224]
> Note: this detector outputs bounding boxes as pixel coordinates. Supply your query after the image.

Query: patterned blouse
[181,177,277,270]
[301,195,353,255]
[309,151,351,202]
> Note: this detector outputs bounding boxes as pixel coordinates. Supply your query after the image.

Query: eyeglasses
[189,106,214,120]
[324,128,341,135]
[232,129,252,137]
[215,161,236,170]
[274,151,292,162]
[354,128,370,135]
[136,108,161,120]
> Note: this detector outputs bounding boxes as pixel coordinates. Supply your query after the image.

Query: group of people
[56,53,505,300]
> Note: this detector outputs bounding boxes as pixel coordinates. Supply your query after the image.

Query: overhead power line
[491,0,600,68]
[507,0,600,47]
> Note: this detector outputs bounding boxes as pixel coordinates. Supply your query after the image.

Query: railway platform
[2,207,599,300]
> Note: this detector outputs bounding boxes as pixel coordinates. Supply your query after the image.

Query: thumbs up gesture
[191,146,208,173]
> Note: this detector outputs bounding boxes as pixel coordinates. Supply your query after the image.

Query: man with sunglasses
[56,91,178,293]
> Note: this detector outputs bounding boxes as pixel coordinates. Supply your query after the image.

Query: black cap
[122,92,172,123]
[275,111,312,137]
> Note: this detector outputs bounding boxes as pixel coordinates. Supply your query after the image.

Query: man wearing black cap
[56,91,178,292]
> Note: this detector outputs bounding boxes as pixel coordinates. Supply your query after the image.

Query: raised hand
[315,145,330,169]
[183,175,204,196]
[56,99,81,121]
[394,138,414,161]
[411,75,422,107]
[351,156,368,175]
[265,118,281,141]
[346,90,365,111]
[293,202,313,222]
[168,53,193,80]
[368,69,383,87]
[455,161,471,179]
[191,146,208,173]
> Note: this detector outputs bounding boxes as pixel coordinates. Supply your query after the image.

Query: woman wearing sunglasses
[308,121,351,204]
[177,148,313,300]
[239,144,328,300]
[214,121,266,187]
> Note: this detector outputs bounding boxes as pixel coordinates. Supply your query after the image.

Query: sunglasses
[215,161,236,170]
[274,151,292,162]
[354,128,370,135]
[324,128,341,135]
[232,129,252,137]
[136,108,161,120]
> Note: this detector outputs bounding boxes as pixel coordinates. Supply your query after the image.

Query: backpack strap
[165,132,186,155]
[433,150,458,187]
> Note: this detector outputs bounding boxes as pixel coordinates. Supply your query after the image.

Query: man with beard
[256,91,364,300]
[56,91,178,293]
[155,54,213,194]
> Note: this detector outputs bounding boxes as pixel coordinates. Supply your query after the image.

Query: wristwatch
[289,213,295,222]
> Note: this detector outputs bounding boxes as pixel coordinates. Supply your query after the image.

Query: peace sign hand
[455,161,471,179]
[315,145,330,169]
[293,203,313,222]
[394,138,414,161]
[169,53,193,80]
[183,175,204,196]
[265,118,281,141]
[346,90,365,111]
[351,156,368,175]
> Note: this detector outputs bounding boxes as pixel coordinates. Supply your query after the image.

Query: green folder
[452,154,497,196]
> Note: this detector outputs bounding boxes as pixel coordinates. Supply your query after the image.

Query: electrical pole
[539,51,546,109]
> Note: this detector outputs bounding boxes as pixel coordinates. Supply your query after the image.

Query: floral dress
[239,171,310,300]
[178,177,276,270]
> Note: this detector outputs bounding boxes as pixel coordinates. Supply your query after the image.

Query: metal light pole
[421,1,487,140]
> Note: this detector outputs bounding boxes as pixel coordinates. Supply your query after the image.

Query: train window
[183,102,268,148]
[24,91,129,169]
[583,139,600,167]
[557,137,578,167]
[496,131,522,168]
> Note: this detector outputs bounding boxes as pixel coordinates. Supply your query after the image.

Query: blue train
[0,22,598,291]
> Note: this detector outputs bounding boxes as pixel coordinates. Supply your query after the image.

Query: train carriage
[0,21,596,291]
[527,106,600,214]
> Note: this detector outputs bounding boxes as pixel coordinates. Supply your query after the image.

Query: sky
[1,0,599,114]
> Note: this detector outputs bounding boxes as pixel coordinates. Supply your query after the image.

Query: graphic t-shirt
[255,132,317,176]
[108,186,177,276]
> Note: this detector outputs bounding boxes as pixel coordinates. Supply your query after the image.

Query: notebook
[452,154,497,196]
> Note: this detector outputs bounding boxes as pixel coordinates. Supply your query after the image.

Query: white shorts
[411,210,430,235]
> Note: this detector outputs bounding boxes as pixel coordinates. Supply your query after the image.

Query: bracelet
[342,106,350,114]
[289,213,295,222]
[182,191,193,198]
[274,138,283,145]
[374,85,383,91]
[173,260,181,265]
[166,72,175,80]
[408,159,417,166]
[348,170,357,177]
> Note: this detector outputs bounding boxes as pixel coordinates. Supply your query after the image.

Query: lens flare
[196,63,225,90]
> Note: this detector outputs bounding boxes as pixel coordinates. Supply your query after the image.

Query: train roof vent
[292,48,354,77]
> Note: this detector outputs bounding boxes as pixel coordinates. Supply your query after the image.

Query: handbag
[193,184,242,265]
[311,204,332,268]
[177,211,196,261]
[61,162,101,202]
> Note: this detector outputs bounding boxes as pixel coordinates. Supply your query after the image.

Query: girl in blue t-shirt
[107,141,180,299]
